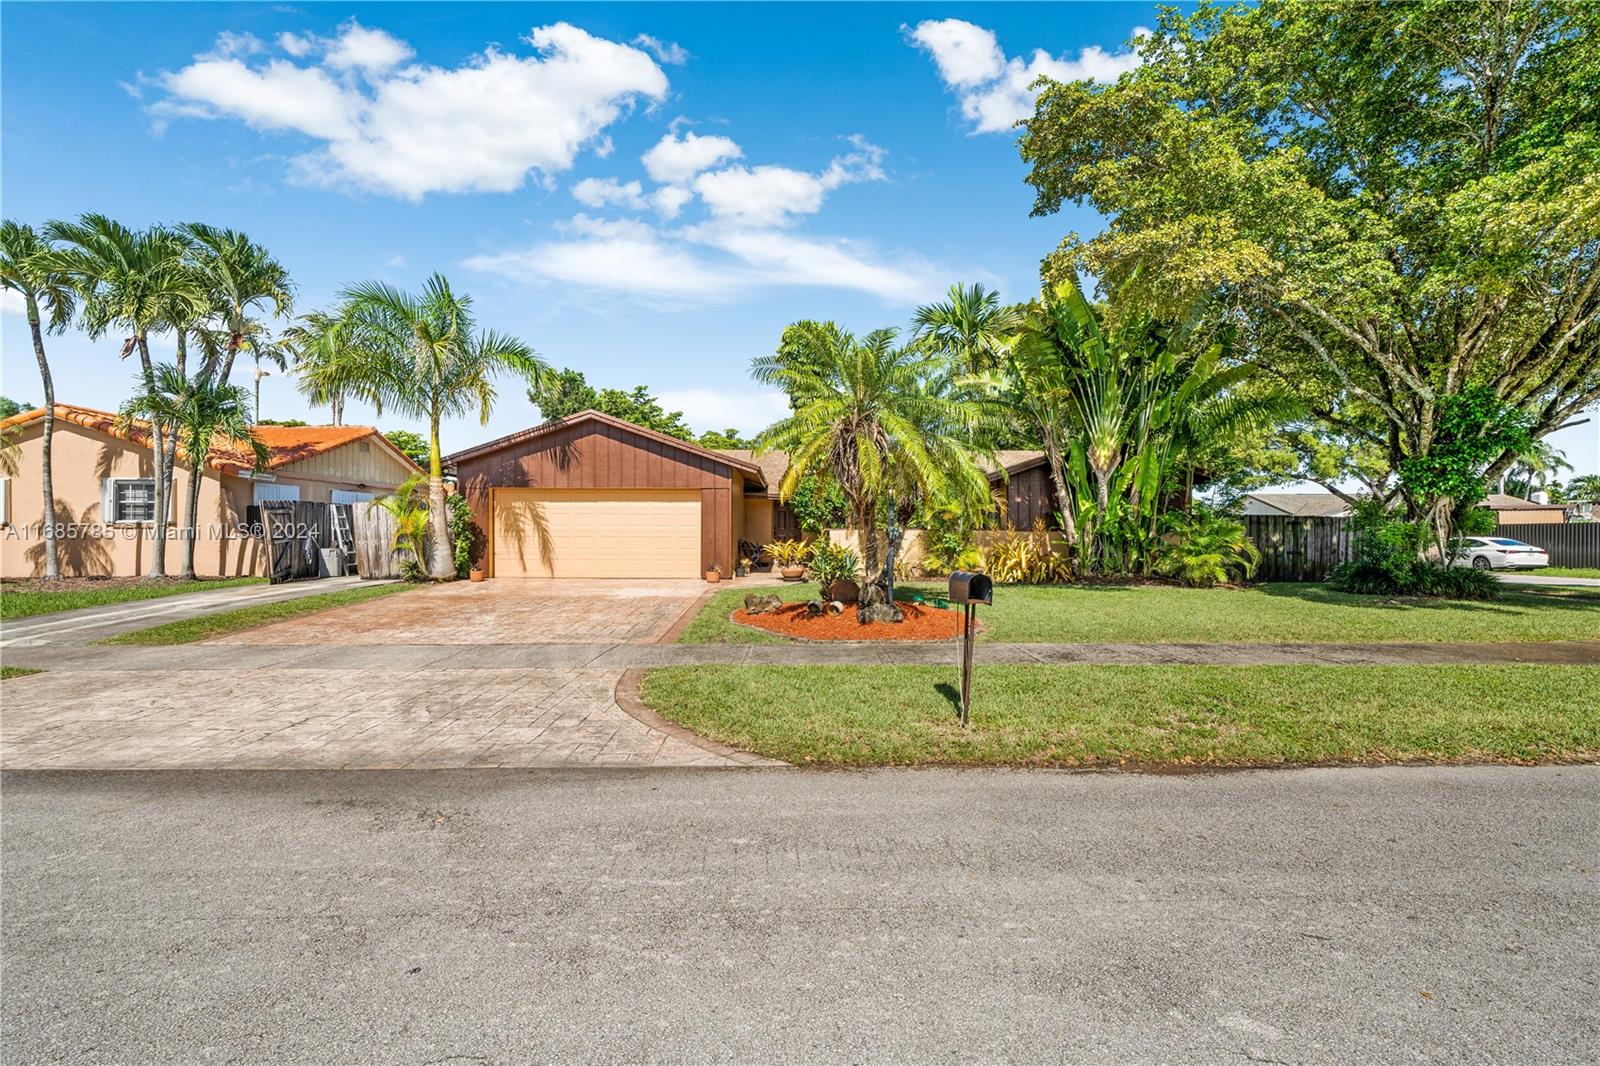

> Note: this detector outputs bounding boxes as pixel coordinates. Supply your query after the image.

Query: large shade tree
[0,221,77,580]
[1019,0,1600,542]
[308,274,545,579]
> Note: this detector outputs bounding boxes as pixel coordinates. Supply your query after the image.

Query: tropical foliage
[369,474,434,580]
[1154,513,1260,588]
[981,524,1073,585]
[806,540,861,597]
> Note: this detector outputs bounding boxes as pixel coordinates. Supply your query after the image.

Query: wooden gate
[259,501,332,583]
[1246,515,1352,581]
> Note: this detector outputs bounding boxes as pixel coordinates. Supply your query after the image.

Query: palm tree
[178,223,293,386]
[119,364,265,580]
[47,215,206,579]
[282,310,353,424]
[752,321,995,591]
[911,282,1020,374]
[1,221,77,580]
[1567,474,1600,503]
[307,274,545,579]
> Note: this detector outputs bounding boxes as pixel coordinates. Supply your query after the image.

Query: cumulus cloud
[908,18,1145,134]
[633,34,688,66]
[640,129,742,184]
[649,185,694,219]
[571,176,647,210]
[148,21,669,199]
[692,136,885,227]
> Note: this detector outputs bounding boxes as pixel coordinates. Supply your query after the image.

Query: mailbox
[948,571,993,606]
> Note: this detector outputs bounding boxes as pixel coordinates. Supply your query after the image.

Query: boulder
[743,593,784,615]
[857,602,904,625]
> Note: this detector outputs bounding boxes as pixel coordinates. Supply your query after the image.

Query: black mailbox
[948,571,993,606]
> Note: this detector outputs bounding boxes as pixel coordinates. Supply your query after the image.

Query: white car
[1450,536,1551,570]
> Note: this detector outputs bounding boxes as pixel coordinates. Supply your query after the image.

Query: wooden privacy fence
[1493,522,1600,567]
[1245,515,1353,581]
[258,500,335,583]
[350,501,409,579]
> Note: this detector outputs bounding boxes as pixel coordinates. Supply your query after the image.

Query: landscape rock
[743,593,784,615]
[857,602,904,625]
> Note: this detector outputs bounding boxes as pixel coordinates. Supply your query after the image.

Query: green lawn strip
[641,664,1600,768]
[0,576,267,620]
[0,666,43,680]
[97,583,414,645]
[1531,567,1600,580]
[680,581,1600,645]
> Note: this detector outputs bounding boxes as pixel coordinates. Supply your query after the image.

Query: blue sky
[3,2,1595,476]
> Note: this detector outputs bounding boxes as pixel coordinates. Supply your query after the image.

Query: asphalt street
[2,766,1597,1065]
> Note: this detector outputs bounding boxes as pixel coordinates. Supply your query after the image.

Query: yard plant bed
[731,601,972,642]
[641,664,1600,768]
[97,582,413,645]
[0,576,267,620]
[681,581,1599,645]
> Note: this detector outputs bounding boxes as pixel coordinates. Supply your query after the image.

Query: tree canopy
[527,367,699,441]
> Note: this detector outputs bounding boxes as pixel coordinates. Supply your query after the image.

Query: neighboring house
[1485,492,1570,525]
[0,403,422,579]
[1240,492,1353,519]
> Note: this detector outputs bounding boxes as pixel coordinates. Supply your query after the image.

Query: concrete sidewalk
[0,576,387,648]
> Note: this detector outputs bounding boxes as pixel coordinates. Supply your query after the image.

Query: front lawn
[681,581,1599,645]
[0,576,267,620]
[641,664,1600,768]
[1532,567,1600,580]
[98,583,413,645]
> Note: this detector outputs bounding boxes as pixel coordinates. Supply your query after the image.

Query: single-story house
[1484,492,1570,525]
[445,413,1066,579]
[1,403,421,578]
[1240,492,1353,519]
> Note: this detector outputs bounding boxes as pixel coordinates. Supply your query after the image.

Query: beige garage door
[492,489,701,578]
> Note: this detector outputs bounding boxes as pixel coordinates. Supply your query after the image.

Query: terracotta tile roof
[0,403,421,474]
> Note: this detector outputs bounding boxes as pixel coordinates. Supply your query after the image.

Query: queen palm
[282,310,353,424]
[310,274,545,579]
[1,221,77,579]
[47,215,205,579]
[911,282,1020,375]
[753,321,995,591]
[119,364,266,580]
[179,223,293,386]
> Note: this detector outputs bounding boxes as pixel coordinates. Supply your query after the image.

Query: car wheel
[1471,556,1492,570]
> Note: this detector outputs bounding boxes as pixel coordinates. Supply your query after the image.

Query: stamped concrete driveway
[0,579,770,771]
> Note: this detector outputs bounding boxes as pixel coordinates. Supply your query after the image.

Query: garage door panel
[493,489,701,578]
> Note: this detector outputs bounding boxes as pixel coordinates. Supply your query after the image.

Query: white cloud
[277,32,314,58]
[693,136,885,226]
[909,18,1146,134]
[690,225,933,303]
[905,19,1003,87]
[324,21,414,74]
[633,34,688,66]
[649,185,693,219]
[465,217,733,299]
[572,176,647,210]
[641,129,742,184]
[1,289,27,315]
[386,254,407,269]
[655,388,790,437]
[150,22,669,199]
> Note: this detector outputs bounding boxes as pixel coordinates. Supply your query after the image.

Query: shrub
[1326,499,1499,599]
[446,492,477,578]
[981,522,1072,584]
[764,539,810,568]
[1155,513,1260,587]
[807,541,861,596]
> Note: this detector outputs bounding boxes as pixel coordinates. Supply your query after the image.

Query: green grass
[641,664,1600,768]
[0,576,266,620]
[681,581,1600,645]
[0,666,43,680]
[1531,567,1600,580]
[98,583,414,645]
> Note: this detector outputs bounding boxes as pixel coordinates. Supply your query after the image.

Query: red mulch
[731,602,977,642]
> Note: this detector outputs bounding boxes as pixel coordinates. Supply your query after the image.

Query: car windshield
[1488,538,1531,547]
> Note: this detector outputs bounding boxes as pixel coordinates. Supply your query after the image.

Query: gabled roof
[1484,492,1566,511]
[1244,492,1352,517]
[0,403,422,475]
[986,450,1048,478]
[713,449,790,496]
[444,409,767,485]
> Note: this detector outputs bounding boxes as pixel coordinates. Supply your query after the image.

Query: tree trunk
[1042,434,1079,547]
[218,331,242,385]
[181,453,203,581]
[427,417,453,580]
[26,294,60,580]
[136,335,169,580]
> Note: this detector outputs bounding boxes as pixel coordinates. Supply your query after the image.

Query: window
[331,489,374,505]
[252,482,301,505]
[106,478,157,523]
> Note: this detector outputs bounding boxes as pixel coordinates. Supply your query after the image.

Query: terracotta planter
[826,578,860,604]
[705,569,722,583]
[468,569,486,583]
[780,566,806,582]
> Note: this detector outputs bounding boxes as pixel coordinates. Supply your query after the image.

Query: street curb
[613,668,786,767]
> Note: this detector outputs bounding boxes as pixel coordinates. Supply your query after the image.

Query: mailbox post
[947,571,992,726]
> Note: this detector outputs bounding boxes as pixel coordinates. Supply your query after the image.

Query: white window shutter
[101,478,116,523]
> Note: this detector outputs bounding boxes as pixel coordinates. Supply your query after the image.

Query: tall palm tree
[1,221,77,580]
[911,282,1020,375]
[752,321,995,589]
[282,310,352,424]
[308,274,545,579]
[179,223,293,386]
[47,215,205,579]
[119,364,266,580]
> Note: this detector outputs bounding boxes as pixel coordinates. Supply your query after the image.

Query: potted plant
[809,541,861,603]
[469,566,486,583]
[736,556,752,578]
[764,539,809,581]
[705,563,724,583]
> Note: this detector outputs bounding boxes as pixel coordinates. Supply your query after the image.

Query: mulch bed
[731,602,977,642]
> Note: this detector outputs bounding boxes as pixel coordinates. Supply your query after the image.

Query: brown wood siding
[457,420,739,577]
[997,464,1057,530]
